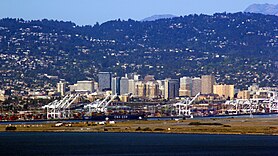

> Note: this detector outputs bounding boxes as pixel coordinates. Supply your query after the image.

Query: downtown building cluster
[57,72,238,101]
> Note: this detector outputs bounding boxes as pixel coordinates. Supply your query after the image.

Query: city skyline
[0,0,277,25]
[0,1,278,153]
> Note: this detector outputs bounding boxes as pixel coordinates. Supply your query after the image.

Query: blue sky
[0,0,277,25]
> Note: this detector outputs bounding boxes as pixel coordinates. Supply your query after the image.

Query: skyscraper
[57,80,66,96]
[201,75,215,94]
[146,81,159,99]
[164,79,179,100]
[97,72,112,91]
[179,77,192,97]
[120,77,129,95]
[112,77,121,95]
[156,80,165,98]
[135,81,146,97]
[192,77,201,96]
[128,79,135,95]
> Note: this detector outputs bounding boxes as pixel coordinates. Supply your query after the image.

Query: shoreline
[1,113,277,124]
[2,130,278,136]
[1,117,278,136]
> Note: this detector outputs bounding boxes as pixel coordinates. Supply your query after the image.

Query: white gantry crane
[42,94,80,119]
[224,91,278,115]
[83,94,117,114]
[268,91,278,112]
[169,92,200,117]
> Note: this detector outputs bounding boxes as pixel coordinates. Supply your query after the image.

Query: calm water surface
[0,132,277,156]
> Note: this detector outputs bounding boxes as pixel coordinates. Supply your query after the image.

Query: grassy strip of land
[1,117,278,135]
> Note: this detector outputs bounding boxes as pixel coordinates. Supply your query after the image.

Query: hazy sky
[0,0,277,25]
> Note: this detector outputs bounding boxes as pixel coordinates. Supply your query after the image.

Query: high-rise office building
[57,80,66,96]
[135,81,146,97]
[146,81,159,99]
[156,80,165,98]
[97,72,112,91]
[164,79,179,100]
[120,77,129,95]
[201,75,216,94]
[112,77,121,95]
[213,84,234,99]
[192,77,201,96]
[179,77,192,97]
[128,79,135,95]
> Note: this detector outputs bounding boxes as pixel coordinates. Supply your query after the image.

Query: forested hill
[0,12,277,91]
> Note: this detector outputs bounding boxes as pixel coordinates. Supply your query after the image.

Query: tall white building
[179,77,192,97]
[57,80,66,96]
[157,80,165,98]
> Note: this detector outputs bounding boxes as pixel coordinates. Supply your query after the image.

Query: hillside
[0,12,277,92]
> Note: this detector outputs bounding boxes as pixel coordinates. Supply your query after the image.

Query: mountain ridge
[245,3,278,16]
[141,14,177,21]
